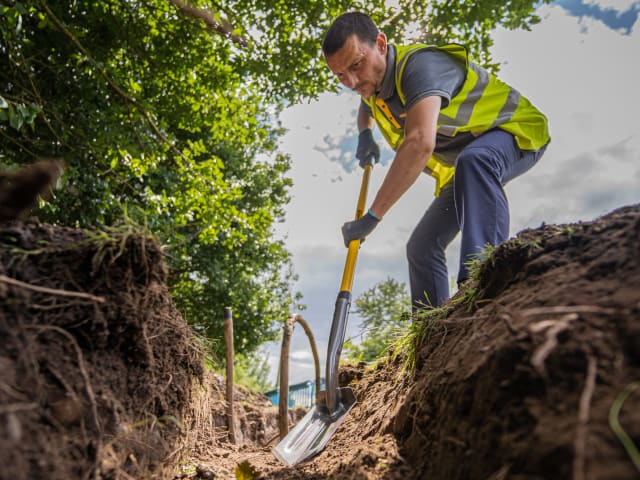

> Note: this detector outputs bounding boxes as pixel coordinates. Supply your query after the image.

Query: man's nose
[341,72,358,89]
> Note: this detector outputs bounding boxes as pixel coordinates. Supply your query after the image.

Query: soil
[1,195,639,479]
[0,221,203,480]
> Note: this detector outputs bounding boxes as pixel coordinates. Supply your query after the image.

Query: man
[322,12,549,309]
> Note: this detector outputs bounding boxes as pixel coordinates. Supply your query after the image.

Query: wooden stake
[224,307,236,444]
[278,315,295,439]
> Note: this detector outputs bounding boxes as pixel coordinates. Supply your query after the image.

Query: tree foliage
[0,0,548,359]
[379,0,551,71]
[344,277,410,362]
[232,350,275,392]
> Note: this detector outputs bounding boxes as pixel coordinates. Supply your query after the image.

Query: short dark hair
[322,12,379,56]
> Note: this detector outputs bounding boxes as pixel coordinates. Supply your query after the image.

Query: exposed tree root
[573,355,597,480]
[0,274,105,303]
[529,313,578,380]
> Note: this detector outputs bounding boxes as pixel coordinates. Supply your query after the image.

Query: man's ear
[376,33,387,54]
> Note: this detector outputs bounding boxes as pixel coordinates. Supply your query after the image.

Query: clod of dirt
[0,159,63,221]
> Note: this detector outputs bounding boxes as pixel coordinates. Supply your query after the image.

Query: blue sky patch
[554,0,640,34]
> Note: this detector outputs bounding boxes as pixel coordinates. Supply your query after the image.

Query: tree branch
[168,0,249,48]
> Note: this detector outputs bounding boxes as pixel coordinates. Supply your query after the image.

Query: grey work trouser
[407,129,547,309]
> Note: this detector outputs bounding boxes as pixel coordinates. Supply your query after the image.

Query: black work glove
[356,128,380,169]
[341,211,380,247]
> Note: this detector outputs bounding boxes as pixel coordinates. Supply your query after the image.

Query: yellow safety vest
[363,43,550,196]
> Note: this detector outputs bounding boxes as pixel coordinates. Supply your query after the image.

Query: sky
[263,0,640,386]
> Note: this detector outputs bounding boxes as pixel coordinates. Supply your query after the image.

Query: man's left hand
[341,211,380,247]
[356,128,380,169]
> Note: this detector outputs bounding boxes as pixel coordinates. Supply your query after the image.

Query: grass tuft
[387,305,452,379]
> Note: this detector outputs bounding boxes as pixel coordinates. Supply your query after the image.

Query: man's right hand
[356,128,380,169]
[341,211,380,247]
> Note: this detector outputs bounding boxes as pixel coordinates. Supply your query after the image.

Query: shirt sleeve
[359,99,372,117]
[401,49,466,110]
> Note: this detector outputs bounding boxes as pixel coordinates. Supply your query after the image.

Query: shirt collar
[377,45,396,100]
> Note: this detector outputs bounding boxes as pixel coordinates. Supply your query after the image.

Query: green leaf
[235,460,257,480]
[8,104,24,130]
[129,79,142,94]
[14,2,27,15]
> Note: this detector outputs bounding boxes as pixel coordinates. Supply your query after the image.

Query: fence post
[278,315,295,439]
[224,307,236,444]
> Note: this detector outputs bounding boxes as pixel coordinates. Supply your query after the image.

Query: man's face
[325,33,387,98]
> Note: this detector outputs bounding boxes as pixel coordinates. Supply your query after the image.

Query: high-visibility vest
[363,43,550,196]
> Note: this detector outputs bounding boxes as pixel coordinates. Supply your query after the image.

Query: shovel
[273,158,374,465]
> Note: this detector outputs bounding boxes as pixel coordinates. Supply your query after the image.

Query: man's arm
[369,95,440,218]
[357,103,375,131]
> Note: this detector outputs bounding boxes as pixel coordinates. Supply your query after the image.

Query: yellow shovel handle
[339,164,373,292]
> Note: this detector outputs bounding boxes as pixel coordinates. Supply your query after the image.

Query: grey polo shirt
[360,45,475,165]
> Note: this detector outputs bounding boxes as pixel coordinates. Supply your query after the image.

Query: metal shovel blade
[272,386,356,465]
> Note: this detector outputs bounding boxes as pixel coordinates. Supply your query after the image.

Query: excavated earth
[0,222,204,480]
[1,203,639,480]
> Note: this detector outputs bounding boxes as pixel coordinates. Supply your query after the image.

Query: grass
[387,305,452,378]
[383,235,548,377]
[0,210,156,275]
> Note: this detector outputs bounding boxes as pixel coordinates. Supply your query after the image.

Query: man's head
[323,12,388,98]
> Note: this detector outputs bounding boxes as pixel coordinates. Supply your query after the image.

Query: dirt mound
[392,203,640,479]
[210,204,640,479]
[2,204,639,480]
[0,221,203,480]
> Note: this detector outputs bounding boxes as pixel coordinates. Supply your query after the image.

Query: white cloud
[583,0,639,11]
[493,4,640,228]
[290,350,314,361]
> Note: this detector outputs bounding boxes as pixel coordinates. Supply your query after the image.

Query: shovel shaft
[325,291,350,413]
[339,164,373,292]
[327,163,373,414]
